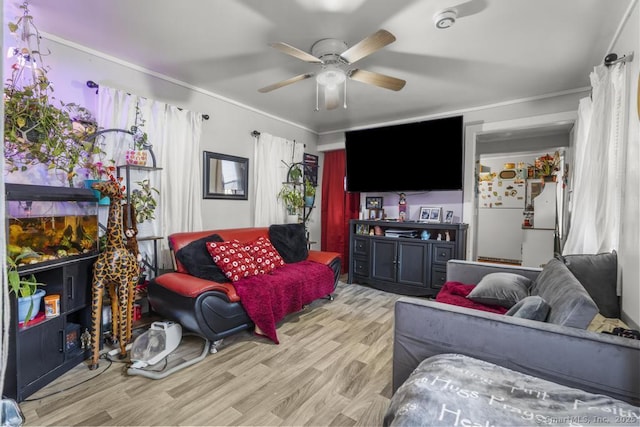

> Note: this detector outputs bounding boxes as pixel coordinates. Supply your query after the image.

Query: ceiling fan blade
[269,42,323,63]
[258,73,314,93]
[349,69,406,91]
[340,29,396,64]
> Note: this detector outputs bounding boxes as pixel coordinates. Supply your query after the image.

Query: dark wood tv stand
[348,219,468,296]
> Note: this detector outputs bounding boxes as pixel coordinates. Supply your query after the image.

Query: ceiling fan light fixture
[316,64,346,87]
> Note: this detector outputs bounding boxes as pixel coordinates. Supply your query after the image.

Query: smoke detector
[433,9,457,29]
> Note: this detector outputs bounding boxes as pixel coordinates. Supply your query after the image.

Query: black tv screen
[345,115,464,192]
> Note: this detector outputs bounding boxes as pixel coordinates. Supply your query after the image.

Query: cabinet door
[397,241,428,287]
[63,260,91,312]
[371,239,397,282]
[432,244,454,264]
[353,237,370,257]
[431,265,448,291]
[18,317,65,386]
[352,257,370,278]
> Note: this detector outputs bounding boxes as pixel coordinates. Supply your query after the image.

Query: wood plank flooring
[18,280,404,426]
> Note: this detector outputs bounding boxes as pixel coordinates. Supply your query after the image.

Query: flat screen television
[345,115,464,192]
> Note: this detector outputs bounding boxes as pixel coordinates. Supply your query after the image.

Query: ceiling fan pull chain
[344,79,347,109]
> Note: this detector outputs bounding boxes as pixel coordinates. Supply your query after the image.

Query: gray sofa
[391,259,640,407]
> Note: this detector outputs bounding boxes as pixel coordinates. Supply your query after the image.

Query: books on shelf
[384,229,418,238]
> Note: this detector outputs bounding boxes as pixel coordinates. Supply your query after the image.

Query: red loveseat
[147,226,341,346]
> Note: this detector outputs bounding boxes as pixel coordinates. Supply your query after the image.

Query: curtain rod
[251,130,305,147]
[86,81,209,120]
[604,52,634,66]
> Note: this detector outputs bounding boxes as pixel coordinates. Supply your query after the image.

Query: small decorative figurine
[437,233,442,240]
[81,328,92,349]
[398,193,407,222]
[445,231,451,241]
[421,230,430,240]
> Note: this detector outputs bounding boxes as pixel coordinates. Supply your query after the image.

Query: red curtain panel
[321,150,360,274]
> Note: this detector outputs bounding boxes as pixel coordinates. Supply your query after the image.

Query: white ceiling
[4,0,634,134]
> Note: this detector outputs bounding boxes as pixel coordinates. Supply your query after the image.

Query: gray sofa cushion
[466,272,532,308]
[531,258,598,328]
[557,251,619,318]
[506,295,550,321]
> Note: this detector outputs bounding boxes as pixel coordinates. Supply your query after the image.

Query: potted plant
[82,159,116,205]
[125,101,150,166]
[130,179,159,224]
[7,251,46,324]
[304,179,315,207]
[278,185,304,223]
[4,4,99,187]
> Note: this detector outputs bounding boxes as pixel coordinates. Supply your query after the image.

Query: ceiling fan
[258,29,406,110]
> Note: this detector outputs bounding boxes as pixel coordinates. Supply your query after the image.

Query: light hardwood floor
[19,280,404,426]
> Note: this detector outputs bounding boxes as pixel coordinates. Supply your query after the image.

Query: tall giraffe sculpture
[88,177,139,369]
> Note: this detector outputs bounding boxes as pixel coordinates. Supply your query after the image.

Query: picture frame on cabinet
[419,207,432,222]
[368,208,384,220]
[444,210,454,223]
[365,196,383,209]
[356,224,370,235]
[420,206,442,223]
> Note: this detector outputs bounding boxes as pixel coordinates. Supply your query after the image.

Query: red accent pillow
[435,281,509,314]
[206,240,260,282]
[244,236,285,274]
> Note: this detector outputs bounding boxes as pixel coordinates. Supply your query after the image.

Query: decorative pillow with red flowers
[244,236,285,274]
[206,240,260,282]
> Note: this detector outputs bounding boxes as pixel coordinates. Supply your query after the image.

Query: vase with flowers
[82,160,116,205]
[535,151,561,180]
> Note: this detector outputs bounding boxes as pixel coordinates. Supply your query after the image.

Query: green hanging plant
[3,2,99,187]
[278,185,304,215]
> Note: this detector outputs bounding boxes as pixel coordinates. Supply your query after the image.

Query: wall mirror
[203,151,249,200]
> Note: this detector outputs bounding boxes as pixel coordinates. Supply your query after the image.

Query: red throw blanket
[233,260,335,344]
[435,281,508,314]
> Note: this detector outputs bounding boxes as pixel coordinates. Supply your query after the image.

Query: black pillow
[174,234,230,282]
[556,250,619,318]
[269,223,308,263]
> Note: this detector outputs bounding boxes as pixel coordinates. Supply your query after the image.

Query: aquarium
[6,184,99,267]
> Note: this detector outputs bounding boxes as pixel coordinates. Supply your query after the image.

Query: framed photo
[419,207,432,222]
[356,224,370,235]
[444,210,454,223]
[365,196,383,209]
[368,208,384,220]
[303,153,319,186]
[420,206,442,223]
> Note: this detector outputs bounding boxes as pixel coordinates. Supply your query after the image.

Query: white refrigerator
[477,178,526,263]
[522,181,557,268]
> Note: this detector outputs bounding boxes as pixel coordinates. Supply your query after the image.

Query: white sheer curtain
[97,86,203,272]
[563,63,628,255]
[253,132,303,226]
